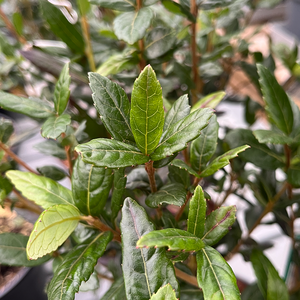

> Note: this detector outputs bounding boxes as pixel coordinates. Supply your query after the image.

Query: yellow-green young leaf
[200,145,250,177]
[41,114,71,139]
[187,186,206,238]
[6,171,73,209]
[130,65,164,155]
[137,228,205,252]
[150,284,177,300]
[54,63,71,115]
[113,8,154,45]
[12,12,23,36]
[191,91,226,111]
[27,205,80,260]
[197,246,241,300]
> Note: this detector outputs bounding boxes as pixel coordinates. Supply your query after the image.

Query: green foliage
[0,117,13,144]
[41,114,71,139]
[150,284,177,300]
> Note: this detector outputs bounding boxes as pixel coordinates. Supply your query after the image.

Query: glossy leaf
[202,206,237,246]
[89,72,135,144]
[121,198,179,299]
[72,157,113,216]
[41,114,71,139]
[27,205,81,260]
[130,65,164,154]
[113,8,154,45]
[0,233,50,267]
[145,183,186,208]
[192,91,226,111]
[54,63,70,115]
[47,232,112,300]
[251,249,288,300]
[253,130,293,145]
[168,163,190,189]
[163,94,190,132]
[187,186,206,238]
[197,246,241,300]
[150,284,177,300]
[34,140,66,160]
[190,114,219,173]
[225,129,285,170]
[111,168,127,221]
[170,159,199,178]
[200,145,250,177]
[101,277,126,300]
[37,166,67,181]
[137,228,205,252]
[0,117,13,144]
[153,153,178,168]
[151,108,213,161]
[90,0,136,11]
[258,64,293,135]
[0,91,55,119]
[6,171,73,209]
[75,139,149,168]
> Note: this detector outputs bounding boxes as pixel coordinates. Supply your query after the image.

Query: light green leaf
[192,91,226,111]
[151,108,213,161]
[47,232,112,300]
[253,130,293,145]
[54,63,70,115]
[113,7,154,45]
[75,139,149,168]
[121,198,179,299]
[170,159,200,178]
[12,12,23,36]
[101,277,126,300]
[137,228,205,252]
[130,65,164,154]
[200,145,250,177]
[41,114,71,139]
[150,284,177,300]
[0,117,14,144]
[145,183,186,208]
[163,94,190,132]
[197,246,241,300]
[0,233,50,267]
[72,157,113,216]
[37,166,67,181]
[187,186,206,238]
[27,204,81,260]
[190,114,219,173]
[88,72,135,144]
[202,206,236,246]
[258,64,293,135]
[0,91,55,119]
[6,170,73,209]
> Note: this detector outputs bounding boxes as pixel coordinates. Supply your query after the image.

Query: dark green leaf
[90,0,136,11]
[54,63,70,115]
[239,61,260,91]
[130,65,164,154]
[27,204,81,260]
[191,91,225,111]
[111,168,127,221]
[0,176,12,202]
[0,117,13,144]
[164,94,190,132]
[47,232,112,300]
[121,198,179,299]
[153,153,178,168]
[170,159,200,178]
[113,8,154,45]
[6,171,74,209]
[187,186,206,238]
[242,284,264,300]
[72,157,113,216]
[202,206,237,246]
[34,140,67,159]
[161,0,196,22]
[0,91,55,119]
[137,228,205,251]
[200,145,250,177]
[196,246,241,300]
[253,130,293,145]
[101,277,126,300]
[287,168,300,188]
[41,114,71,139]
[258,64,293,135]
[168,163,190,189]
[75,139,149,168]
[150,284,177,300]
[0,233,50,267]
[151,108,213,161]
[190,114,219,173]
[37,166,67,181]
[145,183,186,208]
[88,72,135,144]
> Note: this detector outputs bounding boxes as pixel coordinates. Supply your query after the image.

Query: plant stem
[0,142,38,174]
[81,216,121,242]
[65,145,73,177]
[145,161,157,193]
[175,267,199,288]
[137,0,146,71]
[225,182,289,260]
[80,15,96,72]
[0,8,26,44]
